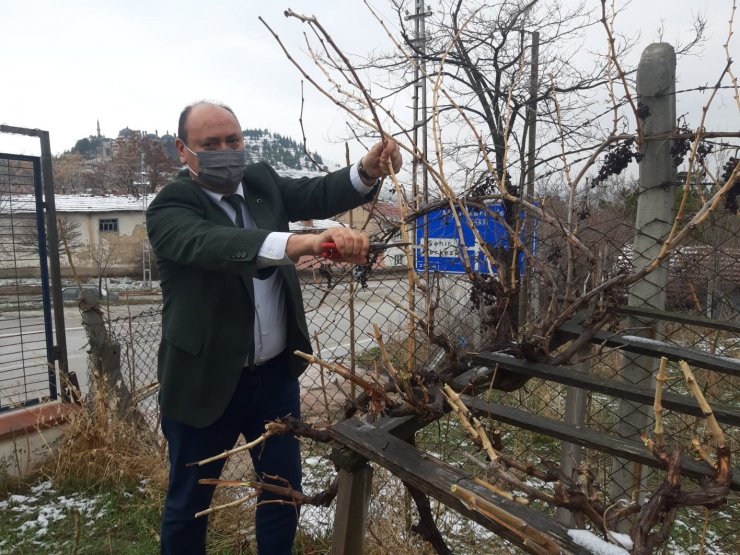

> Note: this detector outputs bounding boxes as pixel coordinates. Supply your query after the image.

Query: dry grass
[205,487,258,553]
[39,376,259,553]
[44,378,167,494]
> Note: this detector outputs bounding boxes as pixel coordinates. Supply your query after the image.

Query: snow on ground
[299,453,336,534]
[567,529,631,554]
[0,276,159,293]
[0,480,107,551]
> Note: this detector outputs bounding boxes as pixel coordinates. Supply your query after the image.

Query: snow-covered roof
[1,194,150,214]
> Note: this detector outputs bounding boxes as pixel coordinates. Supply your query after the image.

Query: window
[99,218,119,233]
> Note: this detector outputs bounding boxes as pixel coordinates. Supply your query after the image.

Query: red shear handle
[321,242,343,260]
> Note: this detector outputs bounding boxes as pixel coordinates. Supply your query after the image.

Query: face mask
[184,144,247,193]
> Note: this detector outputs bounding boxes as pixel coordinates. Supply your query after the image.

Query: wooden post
[611,43,676,511]
[331,464,373,555]
[556,346,592,526]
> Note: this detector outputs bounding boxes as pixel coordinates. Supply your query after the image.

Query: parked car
[61,285,119,303]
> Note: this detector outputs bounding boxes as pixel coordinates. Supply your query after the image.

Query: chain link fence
[93,191,739,553]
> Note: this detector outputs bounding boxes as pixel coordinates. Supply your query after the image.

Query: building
[336,201,408,268]
[1,194,151,278]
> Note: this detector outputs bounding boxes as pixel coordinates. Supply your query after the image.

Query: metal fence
[0,153,59,411]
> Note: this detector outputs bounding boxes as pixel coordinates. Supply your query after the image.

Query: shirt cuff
[256,232,294,268]
[350,162,377,195]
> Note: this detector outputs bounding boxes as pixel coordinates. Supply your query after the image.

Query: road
[0,303,158,408]
[1,277,412,406]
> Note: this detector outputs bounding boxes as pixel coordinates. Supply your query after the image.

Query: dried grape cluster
[468,171,512,197]
[468,272,507,331]
[670,122,714,167]
[695,142,714,165]
[353,251,381,289]
[671,132,691,167]
[721,156,739,213]
[636,101,651,121]
[591,138,643,187]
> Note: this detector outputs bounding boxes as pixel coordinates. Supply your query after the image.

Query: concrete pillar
[610,43,676,510]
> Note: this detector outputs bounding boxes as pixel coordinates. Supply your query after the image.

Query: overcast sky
[1,0,737,167]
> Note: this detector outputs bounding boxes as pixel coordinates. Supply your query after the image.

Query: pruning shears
[321,241,411,260]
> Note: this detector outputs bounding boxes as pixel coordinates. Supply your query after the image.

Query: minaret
[97,119,101,138]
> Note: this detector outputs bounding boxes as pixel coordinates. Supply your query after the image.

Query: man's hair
[177,101,238,145]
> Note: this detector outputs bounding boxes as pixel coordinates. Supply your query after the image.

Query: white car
[61,285,119,302]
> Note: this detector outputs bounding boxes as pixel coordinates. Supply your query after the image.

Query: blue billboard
[414,203,532,275]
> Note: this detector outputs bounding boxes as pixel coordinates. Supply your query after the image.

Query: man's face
[175,104,245,178]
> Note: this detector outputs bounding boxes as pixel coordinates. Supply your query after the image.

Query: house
[666,245,740,316]
[335,200,409,269]
[1,193,152,278]
[608,243,740,317]
[336,200,401,235]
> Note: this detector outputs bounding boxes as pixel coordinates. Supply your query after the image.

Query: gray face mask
[184,144,247,193]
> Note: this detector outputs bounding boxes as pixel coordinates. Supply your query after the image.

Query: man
[146,101,401,554]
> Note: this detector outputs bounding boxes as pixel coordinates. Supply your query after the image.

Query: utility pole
[140,151,151,287]
[520,30,539,324]
[406,0,432,275]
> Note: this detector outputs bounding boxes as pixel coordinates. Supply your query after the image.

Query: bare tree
[52,153,104,194]
[10,213,82,260]
[106,133,145,195]
[389,1,609,187]
[79,234,120,292]
[142,137,179,194]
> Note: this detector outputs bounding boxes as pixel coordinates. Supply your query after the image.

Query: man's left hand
[361,138,403,179]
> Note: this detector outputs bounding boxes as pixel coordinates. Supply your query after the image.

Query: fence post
[79,291,147,429]
[610,43,676,509]
[331,463,373,555]
[38,131,72,401]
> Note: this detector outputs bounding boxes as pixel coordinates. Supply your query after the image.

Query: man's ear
[175,138,187,164]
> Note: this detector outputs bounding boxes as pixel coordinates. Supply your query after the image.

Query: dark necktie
[223,194,245,228]
[223,194,276,280]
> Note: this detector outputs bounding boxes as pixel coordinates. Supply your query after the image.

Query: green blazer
[146,163,374,427]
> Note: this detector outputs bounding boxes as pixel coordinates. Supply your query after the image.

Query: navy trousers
[160,357,302,555]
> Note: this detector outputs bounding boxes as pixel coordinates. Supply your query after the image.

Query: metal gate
[0,141,69,411]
